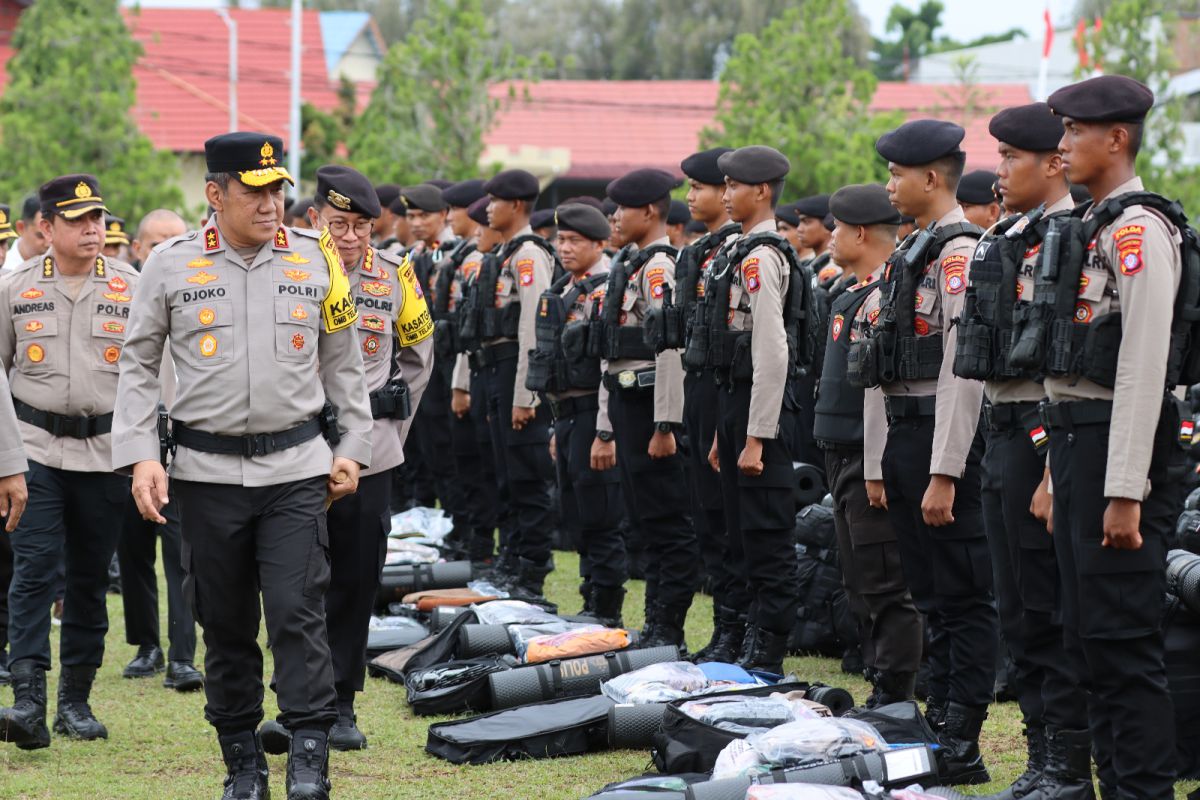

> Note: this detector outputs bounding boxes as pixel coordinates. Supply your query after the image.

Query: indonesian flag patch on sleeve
[1182,418,1195,445]
[1029,425,1049,449]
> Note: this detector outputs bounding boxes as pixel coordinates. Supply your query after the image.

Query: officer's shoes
[163,661,205,692]
[865,670,917,709]
[123,644,165,678]
[697,613,747,665]
[218,730,270,800]
[935,702,990,786]
[286,729,331,800]
[53,666,107,741]
[1019,727,1096,800]
[928,724,1045,799]
[0,660,51,750]
[328,715,367,751]
[736,627,789,675]
[642,605,689,654]
[589,585,626,629]
[689,606,724,663]
[258,719,291,755]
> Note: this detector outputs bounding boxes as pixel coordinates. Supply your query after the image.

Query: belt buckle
[242,433,272,458]
[617,370,637,389]
[1037,400,1052,430]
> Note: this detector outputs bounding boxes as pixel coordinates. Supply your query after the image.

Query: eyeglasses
[321,216,373,238]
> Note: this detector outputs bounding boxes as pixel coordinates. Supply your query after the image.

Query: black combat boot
[0,660,50,749]
[1023,727,1095,800]
[930,725,1045,799]
[577,580,595,616]
[468,528,495,571]
[936,702,990,785]
[218,730,270,800]
[53,666,107,741]
[510,557,553,601]
[698,609,746,664]
[690,605,725,663]
[868,670,917,708]
[737,627,790,674]
[286,729,331,800]
[258,719,291,755]
[643,605,688,651]
[123,644,165,678]
[590,585,626,628]
[328,699,367,752]
[925,696,948,730]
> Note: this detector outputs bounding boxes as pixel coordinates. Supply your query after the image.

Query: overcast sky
[855,0,1074,44]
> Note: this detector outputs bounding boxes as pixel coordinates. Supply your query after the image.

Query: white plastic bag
[470,599,558,625]
[747,717,887,769]
[600,661,713,704]
[388,506,454,543]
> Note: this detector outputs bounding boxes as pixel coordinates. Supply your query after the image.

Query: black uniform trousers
[175,476,336,735]
[117,489,196,663]
[684,369,734,605]
[324,470,391,708]
[608,385,696,615]
[8,462,125,670]
[478,351,554,565]
[452,370,500,554]
[824,443,922,674]
[412,362,467,521]
[1047,396,1184,799]
[881,407,998,709]
[981,404,1086,731]
[0,532,11,667]
[715,380,800,634]
[553,394,626,589]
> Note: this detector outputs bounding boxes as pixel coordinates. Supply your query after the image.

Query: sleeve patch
[318,230,358,333]
[517,258,535,286]
[647,266,666,298]
[1113,224,1145,242]
[743,257,761,293]
[942,253,968,294]
[396,253,435,346]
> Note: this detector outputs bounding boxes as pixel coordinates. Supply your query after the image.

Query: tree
[300,77,358,182]
[872,0,945,79]
[703,1,904,198]
[0,0,183,224]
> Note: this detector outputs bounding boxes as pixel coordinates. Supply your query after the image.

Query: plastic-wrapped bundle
[749,717,887,768]
[679,693,822,737]
[472,599,561,626]
[520,626,630,664]
[602,661,714,705]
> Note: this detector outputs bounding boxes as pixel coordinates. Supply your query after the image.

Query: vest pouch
[434,318,459,360]
[479,307,501,340]
[565,358,602,391]
[561,320,589,362]
[899,333,943,381]
[642,307,666,353]
[1079,312,1121,389]
[953,318,995,380]
[683,321,710,371]
[1009,303,1051,372]
[524,348,556,393]
[995,327,1024,380]
[729,333,754,381]
[500,302,522,338]
[846,339,879,389]
[661,304,685,350]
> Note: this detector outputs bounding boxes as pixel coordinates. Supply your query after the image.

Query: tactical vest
[459,234,558,346]
[1008,191,1200,389]
[432,239,477,360]
[526,271,609,394]
[813,281,881,445]
[846,221,984,388]
[660,223,741,354]
[587,243,677,361]
[683,232,818,382]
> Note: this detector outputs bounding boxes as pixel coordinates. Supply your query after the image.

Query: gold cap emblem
[327,189,352,211]
[75,181,93,199]
[109,221,120,231]
[0,210,7,225]
[260,141,277,166]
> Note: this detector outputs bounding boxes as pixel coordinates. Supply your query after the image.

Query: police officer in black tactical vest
[952,101,1092,800]
[817,183,922,708]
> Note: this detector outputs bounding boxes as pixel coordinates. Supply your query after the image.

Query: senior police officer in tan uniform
[113,132,373,800]
[0,174,140,750]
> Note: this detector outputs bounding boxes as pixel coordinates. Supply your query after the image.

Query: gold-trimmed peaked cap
[204,131,294,187]
[0,203,15,242]
[39,174,108,220]
[104,214,129,245]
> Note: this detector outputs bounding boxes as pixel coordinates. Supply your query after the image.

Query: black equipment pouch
[318,402,341,446]
[157,403,174,466]
[597,244,676,361]
[370,380,412,421]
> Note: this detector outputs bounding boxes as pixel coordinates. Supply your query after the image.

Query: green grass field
[1,549,1196,799]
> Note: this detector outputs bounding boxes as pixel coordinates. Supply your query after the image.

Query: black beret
[442,179,487,209]
[684,219,708,235]
[40,174,108,219]
[602,198,618,217]
[830,184,902,226]
[680,147,733,186]
[388,196,407,216]
[424,179,454,190]
[315,165,382,218]
[989,102,1064,152]
[667,199,691,226]
[484,169,540,201]
[204,131,293,186]
[1048,75,1154,123]
[823,212,836,231]
[467,196,490,226]
[555,202,610,241]
[400,184,447,213]
[375,183,401,209]
[530,208,556,229]
[775,203,800,227]
[606,168,681,208]
[793,194,830,220]
[0,204,14,241]
[717,145,790,184]
[956,170,999,206]
[105,215,129,246]
[564,195,605,212]
[876,119,965,166]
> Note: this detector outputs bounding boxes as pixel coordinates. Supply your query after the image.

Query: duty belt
[469,340,520,370]
[172,416,323,457]
[13,399,113,439]
[602,369,656,393]
[983,401,1039,431]
[549,393,600,420]
[1038,399,1113,430]
[883,394,936,420]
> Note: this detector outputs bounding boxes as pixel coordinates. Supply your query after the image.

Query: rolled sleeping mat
[429,605,469,633]
[488,645,680,711]
[793,462,827,508]
[806,684,855,717]
[607,702,669,749]
[375,561,474,607]
[1168,549,1200,616]
[458,624,516,657]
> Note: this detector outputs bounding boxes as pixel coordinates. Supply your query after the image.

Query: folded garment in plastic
[405,589,498,612]
[587,773,710,799]
[745,786,864,800]
[472,599,563,626]
[522,626,630,663]
[365,617,430,657]
[385,539,441,565]
[717,717,887,778]
[425,694,615,765]
[602,661,716,705]
[405,655,516,716]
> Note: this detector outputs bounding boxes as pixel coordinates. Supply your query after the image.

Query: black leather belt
[884,394,936,420]
[13,399,112,439]
[549,393,600,420]
[983,401,1039,431]
[602,369,656,393]
[469,340,520,370]
[172,417,323,458]
[1038,399,1113,430]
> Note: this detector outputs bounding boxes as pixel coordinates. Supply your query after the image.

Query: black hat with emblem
[400,184,447,213]
[793,194,830,220]
[717,146,791,184]
[442,179,487,209]
[1048,75,1154,124]
[830,184,903,226]
[667,199,691,226]
[606,168,681,208]
[681,147,733,186]
[957,170,999,206]
[466,196,490,227]
[775,202,800,227]
[204,131,294,186]
[601,198,618,217]
[375,183,401,211]
[564,195,605,212]
[875,119,965,166]
[555,203,610,242]
[531,208,556,230]
[484,169,540,202]
[105,215,129,246]
[425,179,454,190]
[39,174,109,220]
[315,165,382,218]
[989,102,1065,152]
[0,204,18,242]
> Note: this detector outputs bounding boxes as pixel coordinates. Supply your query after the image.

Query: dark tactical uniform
[0,367,24,683]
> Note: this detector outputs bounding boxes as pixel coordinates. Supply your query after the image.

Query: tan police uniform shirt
[546,257,612,434]
[879,206,983,477]
[0,368,28,477]
[605,237,685,424]
[487,225,553,409]
[0,251,139,472]
[349,245,434,476]
[726,219,789,439]
[111,219,373,486]
[843,267,887,481]
[984,192,1076,406]
[1043,176,1183,500]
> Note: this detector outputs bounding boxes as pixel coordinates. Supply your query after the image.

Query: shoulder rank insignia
[282,252,310,265]
[187,257,214,269]
[42,256,54,278]
[274,228,290,249]
[94,257,106,278]
[362,247,375,274]
[204,227,220,252]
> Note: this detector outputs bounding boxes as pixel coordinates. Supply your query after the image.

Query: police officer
[0,203,19,259]
[701,146,804,672]
[600,167,694,647]
[1039,75,1183,800]
[794,195,833,269]
[372,184,402,250]
[528,202,627,624]
[113,132,373,800]
[957,169,1003,231]
[666,199,692,249]
[856,120,998,784]
[0,174,140,749]
[952,102,1091,800]
[470,169,556,596]
[774,202,804,256]
[818,184,922,706]
[0,367,29,686]
[104,215,130,260]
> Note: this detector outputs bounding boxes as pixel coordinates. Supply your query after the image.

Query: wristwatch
[596,429,614,442]
[655,422,673,434]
